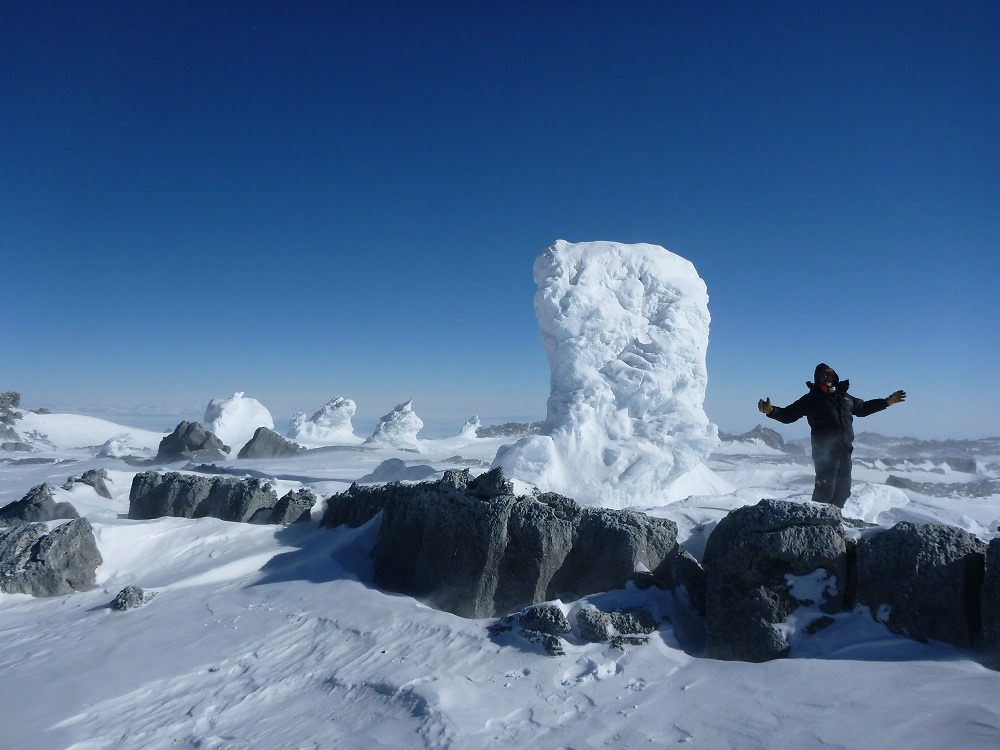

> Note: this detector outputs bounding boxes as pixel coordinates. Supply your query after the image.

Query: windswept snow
[1,412,999,750]
[494,240,723,508]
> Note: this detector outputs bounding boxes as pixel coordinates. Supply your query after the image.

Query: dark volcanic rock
[112,585,152,611]
[237,427,303,459]
[155,421,230,463]
[128,471,278,522]
[268,488,316,524]
[63,468,113,499]
[855,521,986,648]
[357,458,438,483]
[321,467,678,619]
[983,539,1000,669]
[0,518,103,596]
[0,483,80,522]
[702,499,847,662]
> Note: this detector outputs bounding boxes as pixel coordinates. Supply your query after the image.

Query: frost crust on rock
[493,240,721,508]
[287,396,362,444]
[204,392,274,454]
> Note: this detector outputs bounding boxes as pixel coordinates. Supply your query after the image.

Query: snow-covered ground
[2,411,999,750]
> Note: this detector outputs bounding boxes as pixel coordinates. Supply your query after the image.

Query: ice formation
[204,392,274,454]
[287,397,362,444]
[458,415,481,439]
[493,240,723,508]
[364,400,424,452]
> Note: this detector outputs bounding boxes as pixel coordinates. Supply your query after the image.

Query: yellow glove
[757,398,773,415]
[886,390,906,406]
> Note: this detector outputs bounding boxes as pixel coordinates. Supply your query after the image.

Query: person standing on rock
[757,363,906,508]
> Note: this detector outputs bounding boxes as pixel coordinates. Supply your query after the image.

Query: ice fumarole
[493,240,723,508]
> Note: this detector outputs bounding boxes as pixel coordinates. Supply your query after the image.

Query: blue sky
[3,1,998,439]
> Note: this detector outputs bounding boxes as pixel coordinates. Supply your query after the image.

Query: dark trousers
[811,439,853,508]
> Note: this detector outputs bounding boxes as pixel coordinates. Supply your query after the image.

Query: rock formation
[0,518,102,596]
[155,421,230,463]
[0,483,80,523]
[321,467,682,619]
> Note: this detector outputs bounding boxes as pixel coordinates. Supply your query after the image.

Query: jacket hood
[814,363,838,383]
[808,362,850,393]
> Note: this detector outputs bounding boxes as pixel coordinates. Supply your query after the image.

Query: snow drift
[494,240,723,508]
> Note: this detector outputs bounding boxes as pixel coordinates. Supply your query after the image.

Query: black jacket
[767,378,888,447]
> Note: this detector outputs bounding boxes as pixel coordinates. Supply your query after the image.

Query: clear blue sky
[3,1,998,439]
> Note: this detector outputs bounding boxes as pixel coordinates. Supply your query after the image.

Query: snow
[1,411,1000,749]
[494,240,722,508]
[203,391,274,453]
[287,396,363,445]
[364,399,425,452]
[3,235,1000,747]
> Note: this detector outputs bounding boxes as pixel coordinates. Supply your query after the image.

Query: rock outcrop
[855,521,986,648]
[112,585,153,611]
[357,458,438,483]
[155,421,230,463]
[321,467,681,619]
[268,488,316,524]
[63,468,113,499]
[0,518,102,596]
[0,483,80,522]
[700,498,993,662]
[703,499,847,662]
[237,427,303,459]
[983,539,1000,669]
[128,471,278,522]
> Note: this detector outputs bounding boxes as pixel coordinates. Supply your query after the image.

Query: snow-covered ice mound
[364,400,424,452]
[287,396,362,444]
[494,240,723,508]
[204,392,273,453]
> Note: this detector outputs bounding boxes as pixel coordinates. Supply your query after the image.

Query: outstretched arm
[758,396,806,424]
[853,390,905,417]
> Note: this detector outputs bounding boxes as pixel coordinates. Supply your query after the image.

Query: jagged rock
[855,521,986,648]
[0,391,20,410]
[112,585,152,611]
[237,427,303,459]
[0,518,102,596]
[650,545,707,615]
[155,421,230,463]
[702,499,847,662]
[321,467,678,619]
[63,468,113,499]
[0,483,80,522]
[1,441,33,452]
[268,488,316,524]
[720,424,788,451]
[467,466,514,498]
[576,606,658,643]
[519,602,572,635]
[128,471,278,522]
[983,539,1000,669]
[357,458,438,483]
